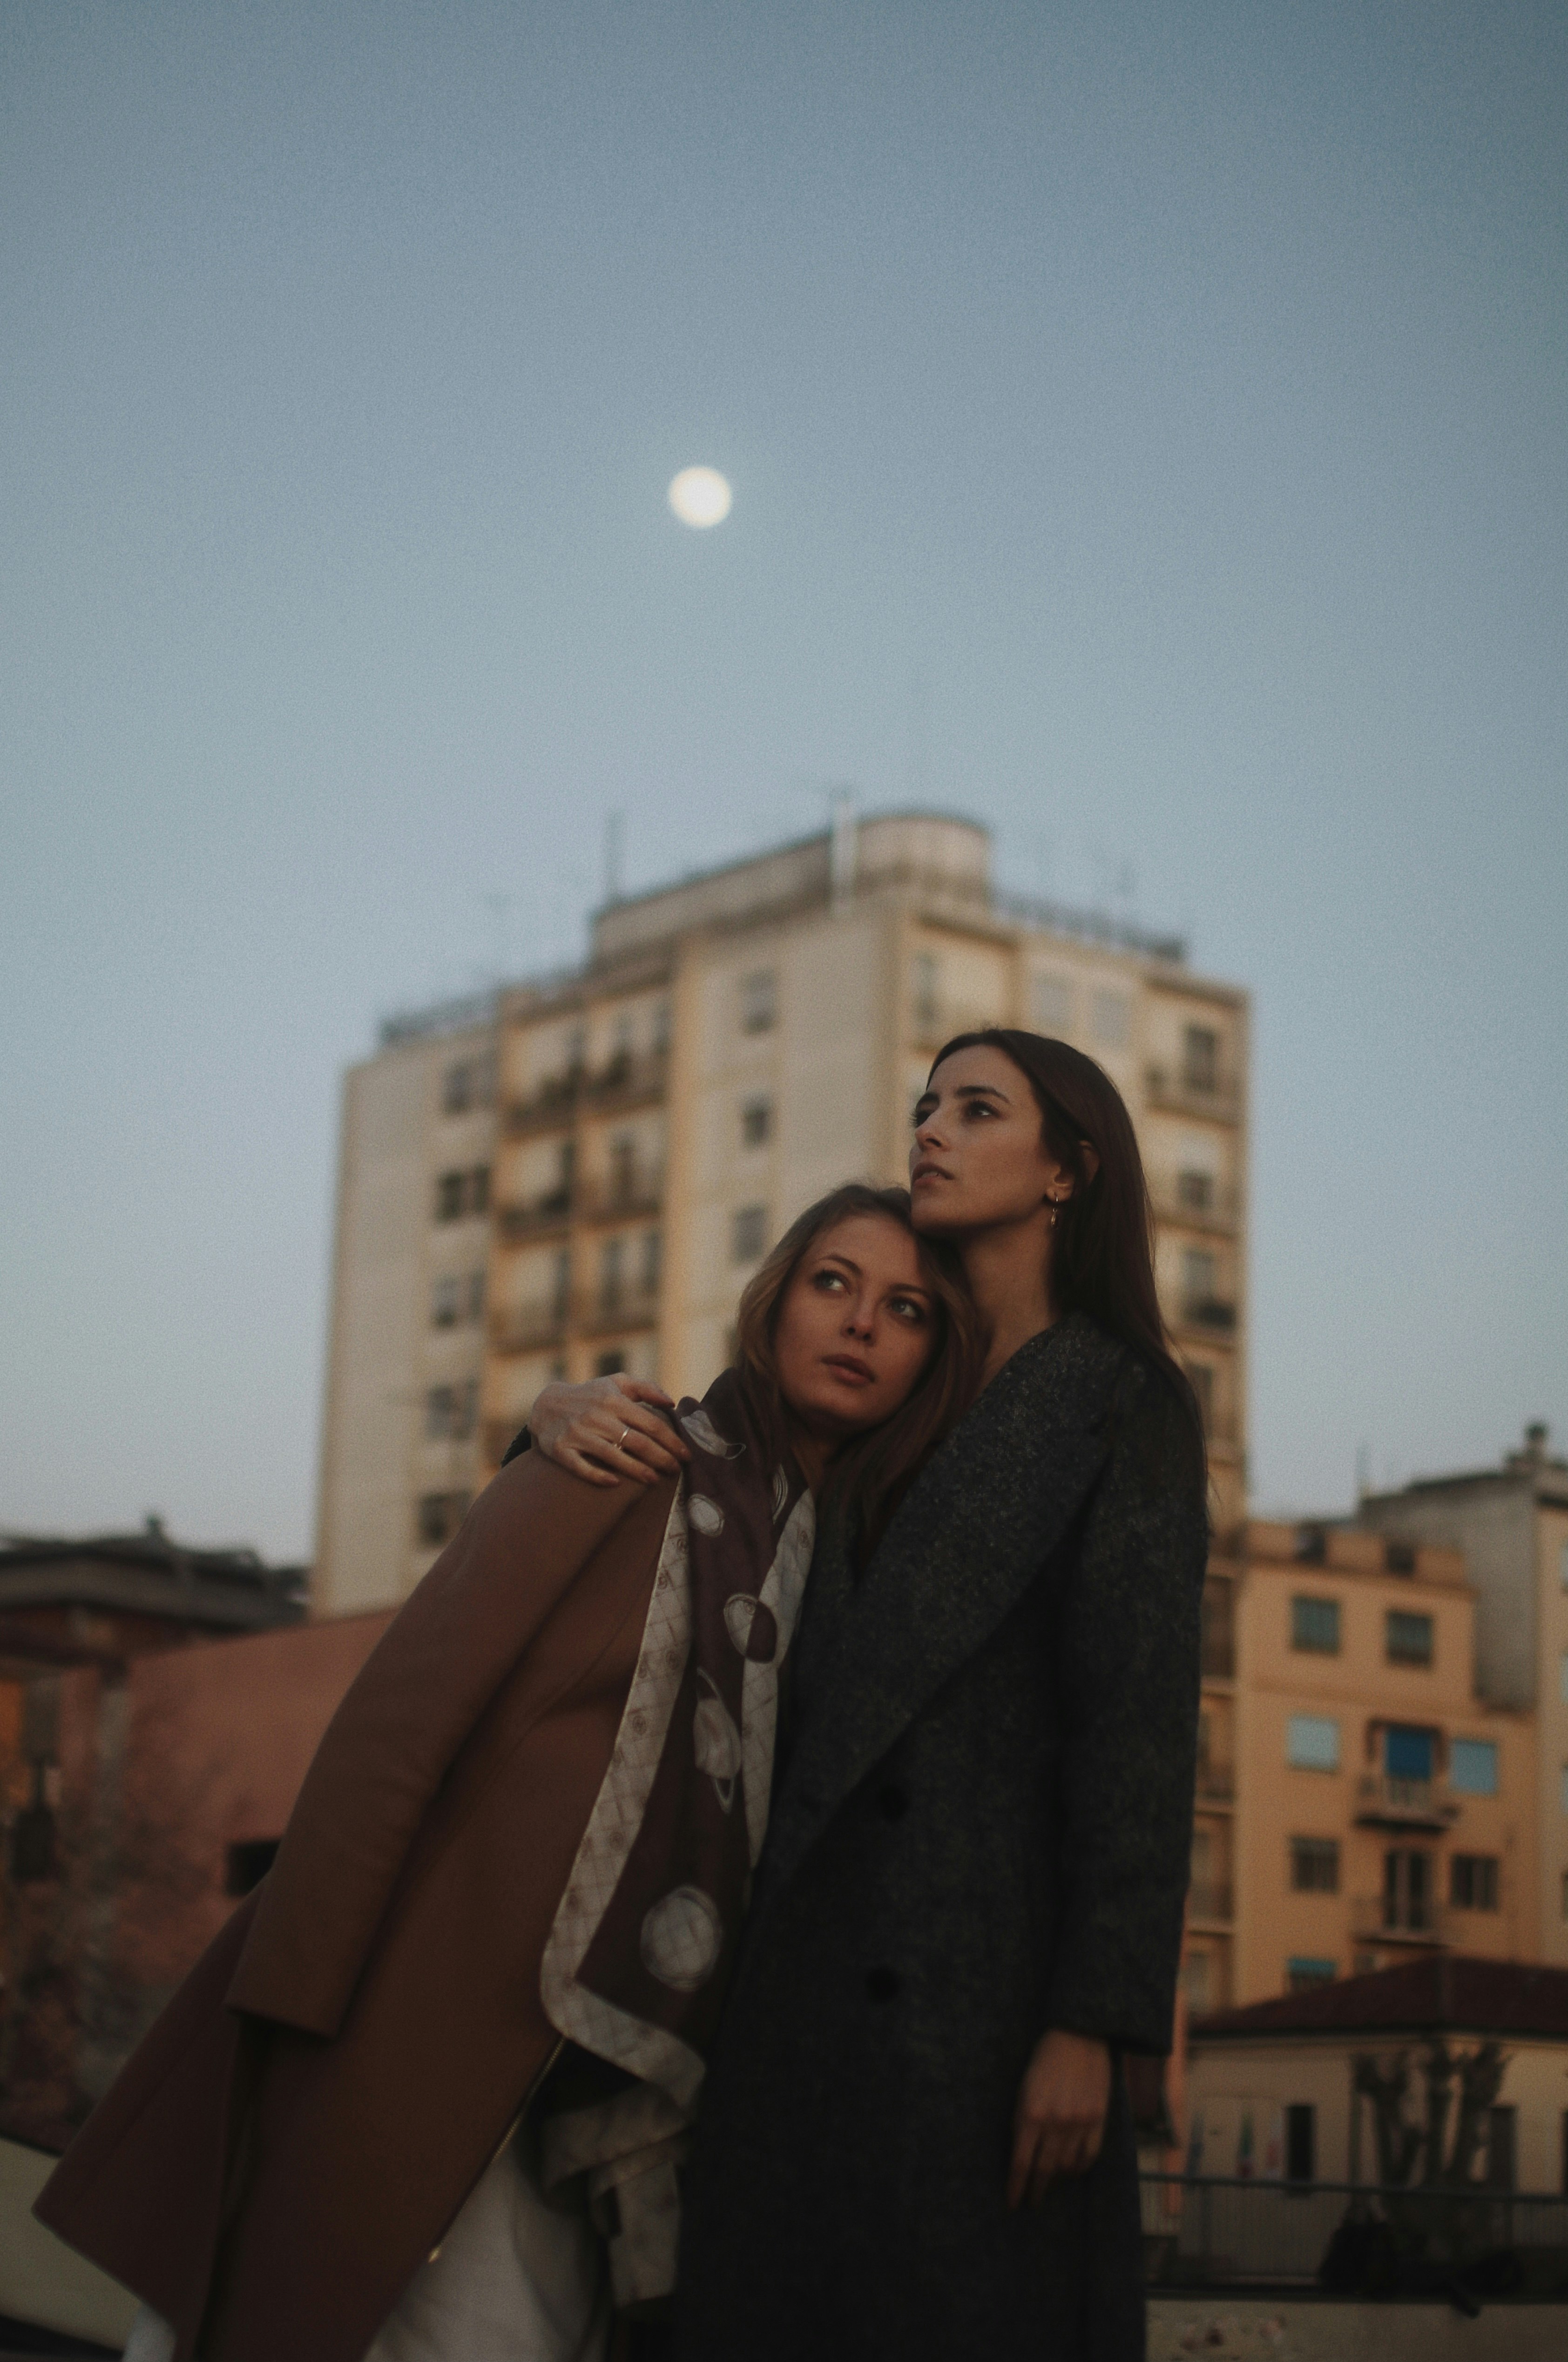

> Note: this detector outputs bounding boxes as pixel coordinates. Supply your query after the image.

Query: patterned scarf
[538,1367,814,2302]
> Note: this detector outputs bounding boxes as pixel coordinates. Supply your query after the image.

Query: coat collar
[756,1313,1129,1914]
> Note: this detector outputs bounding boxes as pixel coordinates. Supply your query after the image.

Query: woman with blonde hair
[38,1184,978,2362]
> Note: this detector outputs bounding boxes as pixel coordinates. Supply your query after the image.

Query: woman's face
[909,1044,1070,1236]
[772,1213,937,1446]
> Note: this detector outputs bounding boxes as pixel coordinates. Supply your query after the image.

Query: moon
[668,466,733,528]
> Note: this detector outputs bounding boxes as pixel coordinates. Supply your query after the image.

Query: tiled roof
[1191,1956,1568,2043]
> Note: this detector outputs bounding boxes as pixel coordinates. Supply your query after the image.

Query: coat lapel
[755,1314,1128,1915]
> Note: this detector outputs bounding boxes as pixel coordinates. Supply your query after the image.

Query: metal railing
[1149,1176,1241,1234]
[1354,1773,1460,1829]
[576,1172,664,1223]
[1140,2174,1568,2293]
[1145,1065,1243,1119]
[1350,1894,1454,1946]
[497,1191,573,1241]
[1187,1881,1234,1926]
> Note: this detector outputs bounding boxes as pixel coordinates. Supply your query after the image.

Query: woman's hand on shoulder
[527,1375,690,1489]
[1007,2028,1112,2206]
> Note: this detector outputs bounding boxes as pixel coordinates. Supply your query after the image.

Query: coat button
[866,1966,900,2002]
[878,1783,909,1820]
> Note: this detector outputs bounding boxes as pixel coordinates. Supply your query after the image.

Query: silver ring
[619,1426,631,1449]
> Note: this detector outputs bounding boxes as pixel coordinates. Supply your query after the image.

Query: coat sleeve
[1041,1364,1206,2055]
[225,1449,666,2038]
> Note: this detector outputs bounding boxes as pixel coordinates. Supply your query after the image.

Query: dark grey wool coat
[674,1313,1207,2362]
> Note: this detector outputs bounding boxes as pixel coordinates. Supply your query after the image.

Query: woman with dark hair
[543,1032,1207,2361]
[37,1186,978,2362]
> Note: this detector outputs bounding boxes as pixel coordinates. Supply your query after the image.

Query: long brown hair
[931,1029,1205,1482]
[733,1183,981,1548]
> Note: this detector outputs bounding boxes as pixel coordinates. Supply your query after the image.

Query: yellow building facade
[313,811,1250,1616]
[1190,1520,1537,2017]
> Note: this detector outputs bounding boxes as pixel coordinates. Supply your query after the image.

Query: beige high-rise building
[313,812,1250,1618]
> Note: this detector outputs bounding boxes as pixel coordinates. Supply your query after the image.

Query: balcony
[577,1170,664,1224]
[1149,1175,1242,1236]
[580,1048,668,1115]
[490,1302,570,1355]
[503,1073,583,1137]
[1145,1065,1242,1122]
[578,1284,660,1339]
[1200,1582,1235,1680]
[1194,1762,1236,1806]
[1178,1296,1238,1337]
[1353,1773,1460,1832]
[909,1000,1004,1053]
[1350,1895,1454,1948]
[1187,1880,1234,1928]
[496,1188,573,1242]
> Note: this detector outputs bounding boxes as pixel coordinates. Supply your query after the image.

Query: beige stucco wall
[1188,2031,1568,2193]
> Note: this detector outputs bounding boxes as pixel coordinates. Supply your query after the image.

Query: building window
[1184,1360,1215,1434]
[600,1236,625,1313]
[595,1349,625,1378]
[1285,2104,1316,2185]
[1287,1957,1336,1993]
[1386,1610,1434,1667]
[1449,1739,1498,1796]
[641,1229,662,1293]
[1183,1024,1219,1092]
[911,953,939,1028]
[424,1382,476,1441]
[1383,1723,1435,1780]
[1291,1596,1341,1655]
[1091,989,1130,1048]
[549,1249,571,1321]
[442,1056,493,1114]
[1290,1837,1340,1893]
[1031,972,1072,1032]
[732,1205,768,1264]
[1182,1949,1212,2011]
[740,971,777,1034]
[433,1167,489,1223]
[1177,1168,1214,1212]
[1486,2107,1516,2193]
[741,1095,772,1148]
[224,1839,281,1897]
[1384,1848,1437,1933]
[1287,1715,1341,1772]
[1450,1854,1500,1912]
[432,1275,461,1328]
[467,1269,485,1321]
[417,1490,471,1545]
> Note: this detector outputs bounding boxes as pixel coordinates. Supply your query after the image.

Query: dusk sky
[4,2,1564,1558]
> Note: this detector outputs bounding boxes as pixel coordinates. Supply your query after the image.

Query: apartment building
[1358,1425,1568,1969]
[313,810,1250,1616]
[1190,1520,1535,2017]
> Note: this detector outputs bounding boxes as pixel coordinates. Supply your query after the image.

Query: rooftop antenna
[829,788,857,913]
[603,811,625,906]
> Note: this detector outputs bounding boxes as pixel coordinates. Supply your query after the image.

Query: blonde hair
[733,1183,981,1554]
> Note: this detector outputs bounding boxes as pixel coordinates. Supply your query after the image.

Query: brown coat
[35,1448,677,2362]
